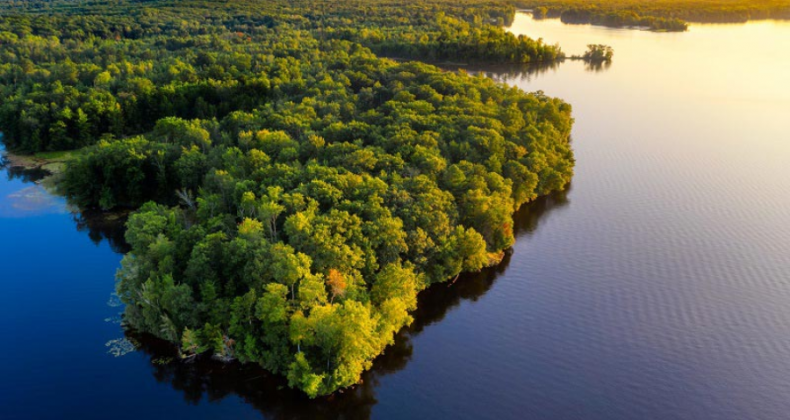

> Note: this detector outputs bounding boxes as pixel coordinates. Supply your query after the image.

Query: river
[2,12,790,420]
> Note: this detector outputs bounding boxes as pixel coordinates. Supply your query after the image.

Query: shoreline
[2,149,70,173]
[1,147,77,191]
[1,147,131,244]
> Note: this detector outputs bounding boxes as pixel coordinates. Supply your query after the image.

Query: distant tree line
[522,0,790,31]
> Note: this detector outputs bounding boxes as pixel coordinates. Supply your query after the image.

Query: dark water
[3,14,790,419]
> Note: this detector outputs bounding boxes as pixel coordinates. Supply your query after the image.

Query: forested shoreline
[521,0,790,31]
[0,0,574,397]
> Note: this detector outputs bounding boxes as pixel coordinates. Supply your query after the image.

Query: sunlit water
[2,14,790,419]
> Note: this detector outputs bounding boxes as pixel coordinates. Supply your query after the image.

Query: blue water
[3,15,790,420]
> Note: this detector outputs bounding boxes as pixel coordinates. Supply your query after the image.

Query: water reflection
[127,188,571,419]
[455,61,563,82]
[3,165,52,184]
[583,59,612,72]
[0,150,49,184]
[0,164,66,217]
[460,59,611,85]
[72,209,131,253]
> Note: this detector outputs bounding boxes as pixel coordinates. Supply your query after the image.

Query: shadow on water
[127,187,572,420]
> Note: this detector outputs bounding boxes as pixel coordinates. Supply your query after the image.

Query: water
[2,14,790,419]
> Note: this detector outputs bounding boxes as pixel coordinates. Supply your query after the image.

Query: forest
[0,0,566,152]
[0,0,574,397]
[522,0,790,31]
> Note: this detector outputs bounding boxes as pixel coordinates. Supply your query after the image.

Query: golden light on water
[506,15,790,155]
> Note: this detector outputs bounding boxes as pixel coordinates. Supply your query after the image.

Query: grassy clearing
[33,150,81,161]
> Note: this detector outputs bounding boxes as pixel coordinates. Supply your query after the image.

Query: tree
[326,269,347,303]
[582,44,614,63]
[269,243,313,301]
[298,273,328,311]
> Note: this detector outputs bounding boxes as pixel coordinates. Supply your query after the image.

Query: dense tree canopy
[98,54,573,397]
[0,0,565,152]
[0,0,574,397]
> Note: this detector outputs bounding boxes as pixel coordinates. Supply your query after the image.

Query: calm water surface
[2,14,790,419]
